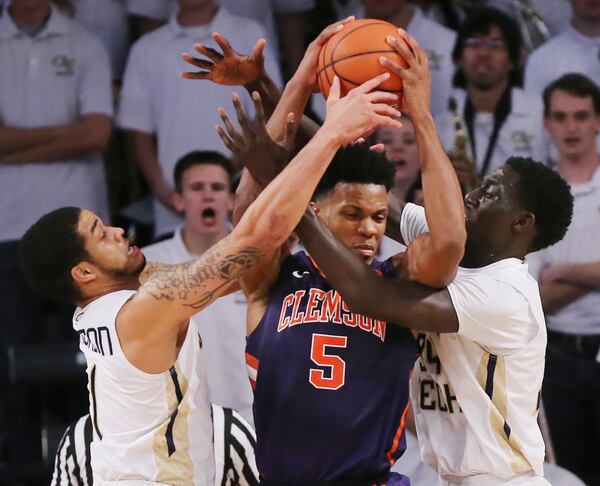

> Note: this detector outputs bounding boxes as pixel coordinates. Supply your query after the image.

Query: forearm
[244,73,281,118]
[539,281,589,315]
[413,112,466,257]
[266,76,313,144]
[241,78,318,187]
[297,209,455,331]
[3,115,111,164]
[233,128,339,250]
[0,125,63,156]
[556,262,600,288]
[232,169,263,226]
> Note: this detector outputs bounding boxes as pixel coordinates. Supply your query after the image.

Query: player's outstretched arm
[297,209,459,333]
[266,17,354,145]
[127,74,402,324]
[230,18,355,230]
[381,29,466,287]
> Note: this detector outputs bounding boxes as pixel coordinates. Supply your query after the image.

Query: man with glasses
[435,8,548,184]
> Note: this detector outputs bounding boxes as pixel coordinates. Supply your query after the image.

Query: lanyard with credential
[463,87,512,178]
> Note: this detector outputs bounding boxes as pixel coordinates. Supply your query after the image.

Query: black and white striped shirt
[51,406,259,485]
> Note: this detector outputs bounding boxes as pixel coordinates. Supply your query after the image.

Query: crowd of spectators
[1,0,599,484]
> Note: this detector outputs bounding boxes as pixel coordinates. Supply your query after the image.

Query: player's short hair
[173,150,235,193]
[313,144,395,201]
[18,207,88,303]
[542,73,600,117]
[452,8,523,88]
[505,157,573,252]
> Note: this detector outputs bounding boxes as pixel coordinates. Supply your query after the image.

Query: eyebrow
[90,218,99,236]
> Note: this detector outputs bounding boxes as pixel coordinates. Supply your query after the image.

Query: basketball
[317,19,409,107]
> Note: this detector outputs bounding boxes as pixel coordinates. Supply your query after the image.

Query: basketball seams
[317,19,391,79]
[316,19,405,101]
[331,20,390,50]
[316,49,401,77]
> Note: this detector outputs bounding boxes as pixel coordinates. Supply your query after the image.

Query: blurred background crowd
[0,0,599,484]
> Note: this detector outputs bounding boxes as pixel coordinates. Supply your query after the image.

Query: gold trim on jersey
[476,353,531,474]
[153,364,194,485]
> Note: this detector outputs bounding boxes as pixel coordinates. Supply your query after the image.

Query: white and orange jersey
[73,290,215,485]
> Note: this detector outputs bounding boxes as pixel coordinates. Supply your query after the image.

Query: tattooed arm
[117,73,401,372]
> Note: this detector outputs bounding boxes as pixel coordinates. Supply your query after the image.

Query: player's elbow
[411,255,459,288]
[433,227,466,260]
[416,266,458,289]
[431,237,465,275]
[232,213,289,255]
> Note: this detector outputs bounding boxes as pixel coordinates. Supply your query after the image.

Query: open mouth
[202,208,216,218]
[201,207,217,226]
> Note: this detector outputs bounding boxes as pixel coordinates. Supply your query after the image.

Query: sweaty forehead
[324,182,388,209]
[488,166,522,199]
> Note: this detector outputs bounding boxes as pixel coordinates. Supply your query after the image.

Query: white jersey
[400,204,547,482]
[73,290,215,485]
[143,226,254,424]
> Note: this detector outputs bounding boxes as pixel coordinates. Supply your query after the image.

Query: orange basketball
[317,19,409,107]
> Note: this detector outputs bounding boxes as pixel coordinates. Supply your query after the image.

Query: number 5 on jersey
[309,334,347,390]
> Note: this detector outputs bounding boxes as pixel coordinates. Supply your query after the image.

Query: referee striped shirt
[51,406,258,485]
[51,414,94,486]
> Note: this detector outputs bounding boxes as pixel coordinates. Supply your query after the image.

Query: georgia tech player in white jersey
[288,30,574,485]
[18,74,403,485]
[298,156,574,485]
[401,202,548,482]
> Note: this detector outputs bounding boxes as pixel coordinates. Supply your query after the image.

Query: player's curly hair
[19,207,88,303]
[506,157,573,252]
[313,144,395,200]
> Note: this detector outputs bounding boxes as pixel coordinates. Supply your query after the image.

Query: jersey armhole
[113,294,185,378]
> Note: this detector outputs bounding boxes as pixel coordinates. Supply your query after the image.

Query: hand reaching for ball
[322,73,402,147]
[380,29,432,118]
[293,16,355,92]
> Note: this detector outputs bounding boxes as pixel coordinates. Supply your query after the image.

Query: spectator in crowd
[142,150,253,423]
[374,117,420,204]
[525,0,600,94]
[372,118,419,260]
[526,73,600,486]
[71,0,130,82]
[118,0,282,238]
[488,0,572,44]
[126,0,314,77]
[435,8,548,180]
[408,0,464,30]
[0,0,112,464]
